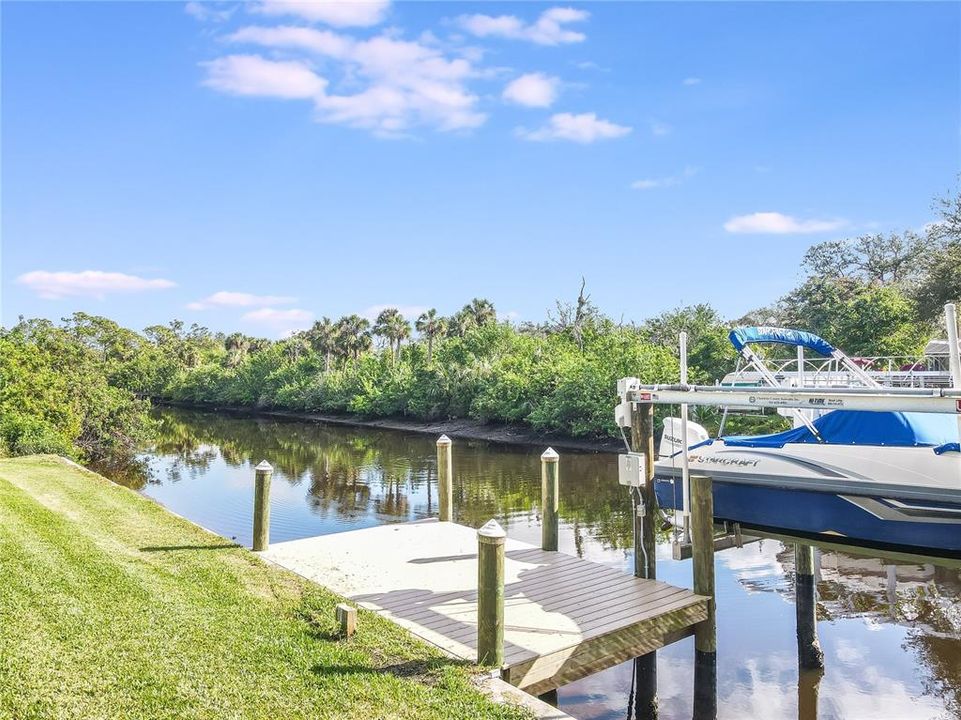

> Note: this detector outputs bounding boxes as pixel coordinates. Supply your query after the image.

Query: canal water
[133,407,961,720]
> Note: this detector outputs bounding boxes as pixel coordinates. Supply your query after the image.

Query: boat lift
[615,304,961,555]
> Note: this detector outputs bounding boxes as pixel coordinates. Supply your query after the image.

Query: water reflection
[135,407,961,720]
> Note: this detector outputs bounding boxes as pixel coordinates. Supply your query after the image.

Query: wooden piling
[252,460,272,552]
[541,448,559,552]
[691,473,717,720]
[795,543,824,669]
[477,519,506,667]
[436,435,453,522]
[336,603,357,638]
[691,474,716,653]
[629,402,657,581]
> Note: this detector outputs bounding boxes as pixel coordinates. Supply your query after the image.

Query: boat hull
[654,476,961,557]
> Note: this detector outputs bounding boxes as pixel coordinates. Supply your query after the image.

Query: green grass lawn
[0,455,530,720]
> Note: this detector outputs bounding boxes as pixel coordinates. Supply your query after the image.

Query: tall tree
[335,315,371,361]
[224,333,250,368]
[415,309,447,363]
[464,298,496,327]
[373,308,410,362]
[307,317,338,372]
[447,309,475,337]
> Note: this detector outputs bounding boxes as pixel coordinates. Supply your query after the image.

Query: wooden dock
[261,519,709,694]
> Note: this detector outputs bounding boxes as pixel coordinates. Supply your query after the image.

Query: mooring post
[629,402,657,580]
[541,447,559,552]
[336,603,357,638]
[436,434,453,522]
[477,519,506,667]
[795,543,824,669]
[252,460,272,551]
[691,474,717,719]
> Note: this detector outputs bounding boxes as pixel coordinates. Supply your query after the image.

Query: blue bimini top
[722,411,960,449]
[728,326,836,357]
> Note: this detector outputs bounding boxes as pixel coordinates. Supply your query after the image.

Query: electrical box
[618,452,646,487]
[614,400,632,428]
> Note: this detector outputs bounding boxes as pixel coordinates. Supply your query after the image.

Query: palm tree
[282,334,310,362]
[448,308,475,338]
[374,308,411,362]
[415,309,447,363]
[224,332,250,367]
[335,314,371,362]
[308,317,337,372]
[465,297,496,327]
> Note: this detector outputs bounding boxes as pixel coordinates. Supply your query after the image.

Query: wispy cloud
[202,54,326,99]
[17,270,175,300]
[573,60,608,72]
[458,7,589,46]
[214,25,484,135]
[650,120,672,136]
[517,112,631,143]
[251,0,390,28]
[185,1,235,23]
[187,291,297,311]
[631,166,699,190]
[502,72,559,108]
[723,212,847,234]
[242,307,314,335]
[682,77,701,86]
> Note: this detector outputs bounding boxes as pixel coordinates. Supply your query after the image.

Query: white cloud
[573,60,607,72]
[362,304,428,321]
[251,0,390,27]
[724,212,848,234]
[242,307,314,337]
[631,166,699,190]
[17,270,175,300]
[201,54,326,99]
[502,72,559,108]
[220,26,485,135]
[187,291,297,311]
[517,112,631,144]
[682,76,701,86]
[458,6,589,46]
[185,1,235,22]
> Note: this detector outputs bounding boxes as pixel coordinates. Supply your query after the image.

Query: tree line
[1,189,958,470]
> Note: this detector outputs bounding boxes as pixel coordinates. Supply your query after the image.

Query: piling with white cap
[436,435,453,522]
[477,519,506,666]
[252,460,273,551]
[541,448,560,551]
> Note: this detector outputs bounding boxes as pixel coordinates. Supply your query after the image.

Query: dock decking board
[261,519,708,692]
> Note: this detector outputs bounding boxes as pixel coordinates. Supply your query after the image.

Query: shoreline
[155,400,623,454]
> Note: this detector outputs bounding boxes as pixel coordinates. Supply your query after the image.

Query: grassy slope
[0,456,528,720]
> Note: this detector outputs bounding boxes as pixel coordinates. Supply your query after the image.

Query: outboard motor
[658,417,710,459]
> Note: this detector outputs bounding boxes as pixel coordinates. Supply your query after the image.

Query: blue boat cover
[728,326,836,356]
[723,411,961,448]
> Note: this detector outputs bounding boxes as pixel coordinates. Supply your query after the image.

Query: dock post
[795,543,824,669]
[629,402,657,580]
[253,460,274,551]
[436,435,453,522]
[629,401,659,717]
[477,519,506,667]
[541,448,559,551]
[252,460,273,551]
[691,474,717,719]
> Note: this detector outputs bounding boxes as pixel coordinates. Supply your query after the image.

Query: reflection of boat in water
[651,325,961,557]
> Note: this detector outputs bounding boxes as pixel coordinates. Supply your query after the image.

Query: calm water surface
[134,407,961,720]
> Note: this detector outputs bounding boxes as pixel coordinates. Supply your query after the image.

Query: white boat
[648,318,961,556]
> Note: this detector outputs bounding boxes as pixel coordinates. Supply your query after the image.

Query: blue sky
[3,1,959,337]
